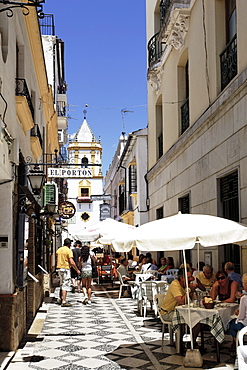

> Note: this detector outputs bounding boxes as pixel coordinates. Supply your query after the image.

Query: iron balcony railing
[220,34,237,91]
[15,78,34,120]
[39,14,55,36]
[148,32,165,67]
[30,124,43,149]
[158,133,163,159]
[160,0,172,27]
[56,101,66,117]
[181,97,189,134]
[160,0,191,27]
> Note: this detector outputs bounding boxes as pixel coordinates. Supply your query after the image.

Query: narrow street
[3,282,236,370]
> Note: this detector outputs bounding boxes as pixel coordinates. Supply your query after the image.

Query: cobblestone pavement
[5,283,236,370]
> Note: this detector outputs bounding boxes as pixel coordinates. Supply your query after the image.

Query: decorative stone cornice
[162,12,190,50]
[148,63,164,93]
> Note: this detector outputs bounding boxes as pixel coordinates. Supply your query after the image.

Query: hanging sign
[90,194,112,201]
[58,201,76,219]
[100,203,111,221]
[48,168,93,178]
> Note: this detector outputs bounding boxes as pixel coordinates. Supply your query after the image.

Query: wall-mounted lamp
[27,165,46,195]
[46,203,56,214]
[0,0,45,18]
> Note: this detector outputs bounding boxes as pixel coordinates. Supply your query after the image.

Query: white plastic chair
[154,293,175,347]
[236,326,247,369]
[117,271,130,299]
[138,281,157,317]
[153,282,169,315]
[161,269,179,283]
[144,270,159,278]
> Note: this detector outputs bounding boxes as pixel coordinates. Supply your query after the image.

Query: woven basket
[203,300,215,309]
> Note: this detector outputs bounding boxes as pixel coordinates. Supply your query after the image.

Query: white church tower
[67,111,103,237]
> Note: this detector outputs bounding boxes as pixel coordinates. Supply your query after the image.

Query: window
[180,61,189,134]
[81,157,88,167]
[178,194,190,214]
[129,165,137,194]
[119,184,125,214]
[81,188,89,197]
[156,97,163,159]
[156,206,163,220]
[226,0,236,43]
[219,171,240,271]
[220,0,237,90]
[178,194,190,261]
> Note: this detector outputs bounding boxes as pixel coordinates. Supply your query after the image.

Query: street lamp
[0,0,45,18]
[27,165,46,195]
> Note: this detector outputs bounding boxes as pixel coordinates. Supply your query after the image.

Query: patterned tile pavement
[5,283,237,370]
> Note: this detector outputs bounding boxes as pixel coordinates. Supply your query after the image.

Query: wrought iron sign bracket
[0,0,45,18]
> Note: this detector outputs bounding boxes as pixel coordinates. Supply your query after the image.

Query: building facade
[67,115,104,238]
[104,129,148,257]
[0,3,60,350]
[146,0,247,272]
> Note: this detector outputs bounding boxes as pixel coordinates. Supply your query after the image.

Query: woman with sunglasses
[210,270,239,303]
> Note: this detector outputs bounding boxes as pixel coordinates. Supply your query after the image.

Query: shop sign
[58,201,76,219]
[90,194,112,201]
[48,168,93,178]
[100,203,111,221]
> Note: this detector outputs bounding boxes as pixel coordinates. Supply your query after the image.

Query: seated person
[188,262,196,274]
[158,257,168,274]
[225,261,243,290]
[229,273,247,350]
[193,261,205,277]
[164,256,175,272]
[210,270,239,302]
[128,253,137,268]
[196,264,216,290]
[137,254,145,271]
[102,252,111,264]
[160,268,200,347]
[140,256,158,273]
[146,252,157,266]
[117,258,134,282]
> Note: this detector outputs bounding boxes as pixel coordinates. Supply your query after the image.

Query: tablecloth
[172,308,225,343]
[176,303,238,331]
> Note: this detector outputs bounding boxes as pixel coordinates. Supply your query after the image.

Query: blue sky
[43,0,148,175]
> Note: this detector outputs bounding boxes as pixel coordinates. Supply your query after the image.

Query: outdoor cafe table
[172,302,238,361]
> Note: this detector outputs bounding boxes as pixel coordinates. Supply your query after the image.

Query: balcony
[15,78,34,133]
[180,97,189,134]
[30,124,42,159]
[77,196,92,203]
[39,14,55,36]
[148,32,166,67]
[160,0,172,27]
[15,78,34,119]
[220,35,237,91]
[148,0,191,92]
[56,101,66,117]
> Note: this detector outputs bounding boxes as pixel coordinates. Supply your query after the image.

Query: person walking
[56,238,80,307]
[71,240,82,293]
[80,244,96,304]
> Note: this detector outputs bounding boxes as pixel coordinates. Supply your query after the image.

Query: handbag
[91,256,98,278]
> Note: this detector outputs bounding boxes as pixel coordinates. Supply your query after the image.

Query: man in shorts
[56,238,80,307]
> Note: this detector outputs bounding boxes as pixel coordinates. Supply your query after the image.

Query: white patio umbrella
[74,227,100,242]
[112,213,247,252]
[112,213,247,362]
[88,218,135,248]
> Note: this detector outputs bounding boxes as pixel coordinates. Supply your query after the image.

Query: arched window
[81,157,88,167]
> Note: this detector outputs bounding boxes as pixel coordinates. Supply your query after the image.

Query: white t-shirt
[81,251,95,271]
